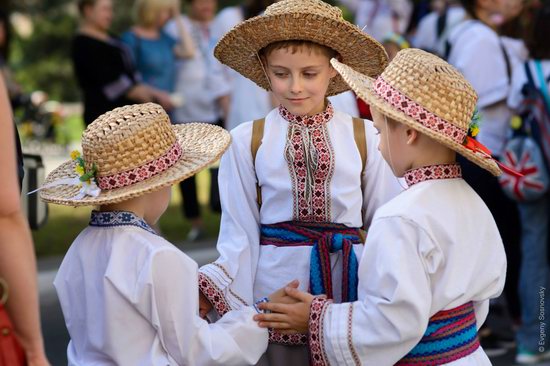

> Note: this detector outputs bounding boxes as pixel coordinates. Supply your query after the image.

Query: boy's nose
[290,77,303,94]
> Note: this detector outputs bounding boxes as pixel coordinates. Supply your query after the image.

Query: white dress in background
[54,211,268,366]
[164,16,231,124]
[212,6,273,131]
[412,6,465,57]
[336,0,413,41]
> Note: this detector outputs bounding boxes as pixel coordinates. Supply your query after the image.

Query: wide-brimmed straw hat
[39,103,231,206]
[214,0,388,96]
[331,48,502,176]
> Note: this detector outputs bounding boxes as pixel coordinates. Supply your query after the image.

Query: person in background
[507,3,550,363]
[121,0,194,109]
[212,0,278,132]
[336,0,414,42]
[0,75,50,366]
[412,0,465,57]
[72,0,174,126]
[164,0,230,241]
[446,0,525,355]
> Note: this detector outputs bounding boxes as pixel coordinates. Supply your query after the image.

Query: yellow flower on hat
[470,125,479,137]
[71,150,81,160]
[75,165,85,176]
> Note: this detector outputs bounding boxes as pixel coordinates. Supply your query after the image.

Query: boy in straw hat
[254,49,508,365]
[197,0,401,363]
[37,103,298,365]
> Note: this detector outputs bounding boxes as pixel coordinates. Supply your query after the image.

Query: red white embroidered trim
[268,330,307,345]
[281,103,335,222]
[347,303,361,366]
[198,272,230,316]
[374,78,467,144]
[404,163,462,187]
[279,103,334,126]
[309,296,332,366]
[97,142,182,190]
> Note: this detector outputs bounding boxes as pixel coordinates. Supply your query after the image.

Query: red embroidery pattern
[268,330,307,345]
[281,104,335,222]
[198,272,230,316]
[404,163,462,187]
[374,78,466,144]
[97,143,182,190]
[347,304,361,366]
[309,296,332,366]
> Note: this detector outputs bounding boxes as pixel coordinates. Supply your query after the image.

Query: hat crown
[81,103,176,177]
[380,48,477,132]
[264,0,343,20]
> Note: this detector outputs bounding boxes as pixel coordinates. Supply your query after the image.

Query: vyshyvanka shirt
[308,164,506,365]
[54,211,267,366]
[199,104,401,323]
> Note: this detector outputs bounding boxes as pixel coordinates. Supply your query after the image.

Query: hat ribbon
[463,136,523,177]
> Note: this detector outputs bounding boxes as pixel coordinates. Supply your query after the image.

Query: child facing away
[37,103,292,365]
[255,49,508,365]
[197,0,402,364]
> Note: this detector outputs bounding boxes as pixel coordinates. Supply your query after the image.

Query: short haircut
[259,40,339,61]
[133,0,177,28]
[459,0,477,19]
[77,0,99,16]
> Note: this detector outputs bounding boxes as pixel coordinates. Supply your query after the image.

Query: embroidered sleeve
[309,296,333,366]
[198,272,231,316]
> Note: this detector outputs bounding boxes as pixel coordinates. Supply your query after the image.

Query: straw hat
[214,0,388,96]
[331,48,501,176]
[40,103,231,206]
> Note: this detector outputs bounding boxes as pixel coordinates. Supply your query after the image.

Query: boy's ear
[329,65,338,79]
[406,127,419,145]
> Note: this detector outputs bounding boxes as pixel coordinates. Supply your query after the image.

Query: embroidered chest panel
[281,105,335,222]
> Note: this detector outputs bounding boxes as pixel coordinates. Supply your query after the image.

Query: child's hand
[254,287,315,333]
[268,279,300,304]
[199,290,213,319]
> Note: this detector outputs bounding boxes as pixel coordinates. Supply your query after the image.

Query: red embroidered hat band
[97,142,183,190]
[374,77,467,144]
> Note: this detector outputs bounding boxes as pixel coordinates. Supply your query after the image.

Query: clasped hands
[253,280,314,334]
[198,279,316,334]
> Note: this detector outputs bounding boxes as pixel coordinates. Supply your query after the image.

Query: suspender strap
[352,117,367,175]
[251,118,265,207]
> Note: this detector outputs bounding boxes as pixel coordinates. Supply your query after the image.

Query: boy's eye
[304,73,317,78]
[273,72,288,78]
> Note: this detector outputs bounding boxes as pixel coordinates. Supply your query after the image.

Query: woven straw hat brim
[40,123,231,206]
[214,12,388,97]
[331,59,501,176]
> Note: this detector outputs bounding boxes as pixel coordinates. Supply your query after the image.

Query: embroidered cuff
[309,296,332,366]
[269,329,308,345]
[198,272,231,316]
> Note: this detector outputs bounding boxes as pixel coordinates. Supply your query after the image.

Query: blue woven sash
[396,302,480,365]
[260,221,364,302]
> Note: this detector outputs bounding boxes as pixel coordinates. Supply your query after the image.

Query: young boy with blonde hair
[255,49,508,365]
[196,0,402,363]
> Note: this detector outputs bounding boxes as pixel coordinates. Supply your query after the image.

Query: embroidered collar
[404,163,462,187]
[279,101,334,126]
[89,210,157,236]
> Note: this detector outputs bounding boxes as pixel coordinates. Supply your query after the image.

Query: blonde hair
[133,0,177,28]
